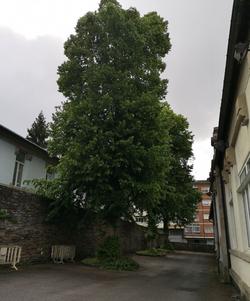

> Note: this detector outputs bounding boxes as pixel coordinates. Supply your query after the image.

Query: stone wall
[0,184,74,262]
[0,184,146,263]
[75,220,147,258]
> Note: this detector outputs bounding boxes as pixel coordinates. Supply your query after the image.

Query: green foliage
[26,111,49,148]
[36,0,171,225]
[145,211,159,243]
[157,105,201,239]
[81,257,100,267]
[82,236,139,271]
[136,248,170,257]
[162,242,175,251]
[97,236,121,261]
[101,256,139,271]
[81,256,139,271]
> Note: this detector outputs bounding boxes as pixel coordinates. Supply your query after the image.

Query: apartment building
[184,180,214,245]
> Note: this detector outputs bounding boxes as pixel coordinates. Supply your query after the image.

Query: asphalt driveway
[0,252,237,301]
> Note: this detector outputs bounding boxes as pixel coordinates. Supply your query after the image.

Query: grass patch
[81,257,100,267]
[101,257,139,271]
[81,256,139,271]
[136,248,170,257]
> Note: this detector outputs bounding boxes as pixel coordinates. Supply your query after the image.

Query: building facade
[134,213,186,243]
[0,124,56,189]
[210,0,250,299]
[184,180,214,245]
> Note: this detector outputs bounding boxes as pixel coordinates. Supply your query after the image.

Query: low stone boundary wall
[0,184,146,263]
[75,220,147,258]
[0,184,74,262]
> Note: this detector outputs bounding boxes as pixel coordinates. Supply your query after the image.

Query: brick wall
[0,184,146,263]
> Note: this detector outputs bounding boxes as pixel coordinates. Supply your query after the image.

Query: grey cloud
[0,0,233,145]
[0,27,64,136]
[121,0,233,140]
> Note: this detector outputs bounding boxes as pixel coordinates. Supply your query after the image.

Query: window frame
[185,223,200,234]
[203,213,209,220]
[12,151,25,187]
[202,200,211,206]
[237,155,250,249]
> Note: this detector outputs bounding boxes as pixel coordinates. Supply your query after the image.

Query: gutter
[215,0,242,167]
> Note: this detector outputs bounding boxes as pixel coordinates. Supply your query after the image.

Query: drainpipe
[211,191,220,273]
[219,169,232,278]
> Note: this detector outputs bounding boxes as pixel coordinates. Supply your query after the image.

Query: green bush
[97,236,121,261]
[81,256,139,271]
[101,257,139,271]
[81,236,139,271]
[163,242,175,251]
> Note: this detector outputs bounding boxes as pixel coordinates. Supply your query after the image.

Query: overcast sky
[0,0,233,180]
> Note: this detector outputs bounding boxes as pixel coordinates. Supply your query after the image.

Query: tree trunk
[163,218,170,247]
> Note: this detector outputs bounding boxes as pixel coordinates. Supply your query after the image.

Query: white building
[210,0,250,299]
[0,124,56,189]
[134,212,186,243]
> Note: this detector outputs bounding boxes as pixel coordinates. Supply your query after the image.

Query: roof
[0,123,57,164]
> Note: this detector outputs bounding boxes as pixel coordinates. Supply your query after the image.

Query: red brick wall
[184,181,214,241]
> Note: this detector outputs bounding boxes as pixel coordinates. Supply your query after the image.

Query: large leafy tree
[40,0,171,226]
[159,105,200,244]
[27,111,49,148]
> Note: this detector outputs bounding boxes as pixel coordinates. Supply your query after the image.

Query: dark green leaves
[26,111,49,148]
[39,0,172,227]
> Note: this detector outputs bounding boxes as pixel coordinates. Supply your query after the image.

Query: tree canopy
[37,0,172,226]
[158,105,201,242]
[26,111,49,148]
[33,0,199,241]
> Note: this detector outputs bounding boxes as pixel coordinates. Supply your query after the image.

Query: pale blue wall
[0,137,48,188]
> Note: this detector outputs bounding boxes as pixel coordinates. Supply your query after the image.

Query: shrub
[101,257,139,271]
[97,236,121,261]
[81,236,139,271]
[163,242,175,251]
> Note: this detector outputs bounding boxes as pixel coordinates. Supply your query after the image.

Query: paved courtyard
[0,252,237,301]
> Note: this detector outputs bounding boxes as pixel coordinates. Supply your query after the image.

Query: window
[203,214,209,220]
[135,216,147,223]
[242,185,250,246]
[185,224,200,233]
[239,157,250,247]
[240,157,250,184]
[201,187,209,194]
[12,150,25,187]
[204,225,214,234]
[202,200,211,206]
[240,168,247,183]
